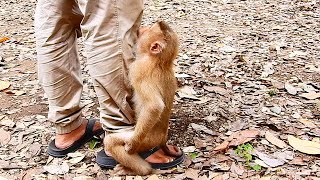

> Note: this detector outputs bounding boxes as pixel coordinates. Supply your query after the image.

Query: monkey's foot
[124,139,140,154]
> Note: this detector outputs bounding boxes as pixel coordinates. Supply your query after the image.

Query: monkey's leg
[126,95,165,154]
[105,133,153,175]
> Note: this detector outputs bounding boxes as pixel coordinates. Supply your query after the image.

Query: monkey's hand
[124,139,139,154]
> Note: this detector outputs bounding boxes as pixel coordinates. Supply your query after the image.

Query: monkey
[104,21,182,175]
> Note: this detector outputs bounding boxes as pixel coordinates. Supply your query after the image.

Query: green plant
[267,89,277,97]
[251,164,262,171]
[189,152,198,159]
[235,143,262,171]
[88,138,100,150]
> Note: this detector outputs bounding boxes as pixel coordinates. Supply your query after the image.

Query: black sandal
[96,146,185,169]
[47,119,104,158]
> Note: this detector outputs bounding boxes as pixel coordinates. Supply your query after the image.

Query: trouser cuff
[55,116,84,134]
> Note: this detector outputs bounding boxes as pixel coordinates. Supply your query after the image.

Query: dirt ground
[0,0,320,179]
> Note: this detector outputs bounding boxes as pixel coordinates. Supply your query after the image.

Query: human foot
[145,145,181,164]
[55,119,102,149]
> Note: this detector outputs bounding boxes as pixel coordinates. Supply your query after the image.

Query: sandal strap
[139,146,161,159]
[86,119,96,135]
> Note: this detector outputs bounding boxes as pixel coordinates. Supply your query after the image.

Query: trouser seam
[113,0,125,106]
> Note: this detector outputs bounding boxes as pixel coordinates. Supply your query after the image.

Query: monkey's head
[137,21,179,64]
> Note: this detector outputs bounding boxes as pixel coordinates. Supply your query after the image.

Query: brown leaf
[255,151,285,167]
[285,83,298,95]
[214,154,232,163]
[109,177,122,180]
[185,169,199,180]
[0,81,10,91]
[0,129,11,145]
[214,130,260,152]
[259,176,271,180]
[230,162,244,176]
[190,123,216,135]
[28,143,42,156]
[73,176,94,180]
[265,131,287,148]
[204,86,228,95]
[228,129,260,146]
[288,135,320,155]
[288,157,307,166]
[146,175,160,180]
[19,167,43,180]
[0,37,9,43]
[213,141,229,151]
[194,138,207,149]
[298,119,317,129]
[300,91,320,100]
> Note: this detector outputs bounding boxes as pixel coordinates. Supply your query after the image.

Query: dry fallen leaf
[265,131,287,148]
[29,143,42,156]
[285,83,297,95]
[259,176,271,180]
[73,176,94,180]
[261,62,274,78]
[0,118,15,128]
[0,129,11,145]
[190,123,216,136]
[288,135,320,155]
[43,162,69,175]
[0,177,8,180]
[288,157,306,166]
[134,176,143,180]
[254,159,269,168]
[183,146,196,153]
[298,119,317,129]
[19,167,43,180]
[185,168,199,180]
[255,151,285,167]
[230,162,244,176]
[0,81,10,91]
[109,177,122,180]
[0,37,9,43]
[177,86,200,100]
[146,175,160,180]
[203,86,228,95]
[300,91,320,100]
[228,129,260,146]
[68,152,85,164]
[214,130,260,151]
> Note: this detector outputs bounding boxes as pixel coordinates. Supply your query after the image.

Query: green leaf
[89,138,99,149]
[251,164,262,171]
[244,153,252,162]
[267,89,277,97]
[189,152,198,159]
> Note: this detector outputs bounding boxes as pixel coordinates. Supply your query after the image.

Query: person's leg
[35,0,101,149]
[81,0,182,164]
[81,0,142,131]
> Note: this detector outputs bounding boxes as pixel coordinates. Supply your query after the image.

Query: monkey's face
[136,21,179,62]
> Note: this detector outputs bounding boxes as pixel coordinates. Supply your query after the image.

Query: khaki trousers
[35,0,143,134]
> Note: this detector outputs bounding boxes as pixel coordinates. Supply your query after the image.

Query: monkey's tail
[105,136,152,175]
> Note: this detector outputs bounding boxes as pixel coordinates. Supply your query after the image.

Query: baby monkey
[104,21,182,175]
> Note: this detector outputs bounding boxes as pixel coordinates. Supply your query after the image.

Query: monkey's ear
[150,41,164,54]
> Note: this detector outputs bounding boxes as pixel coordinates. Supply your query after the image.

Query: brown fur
[104,21,180,175]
